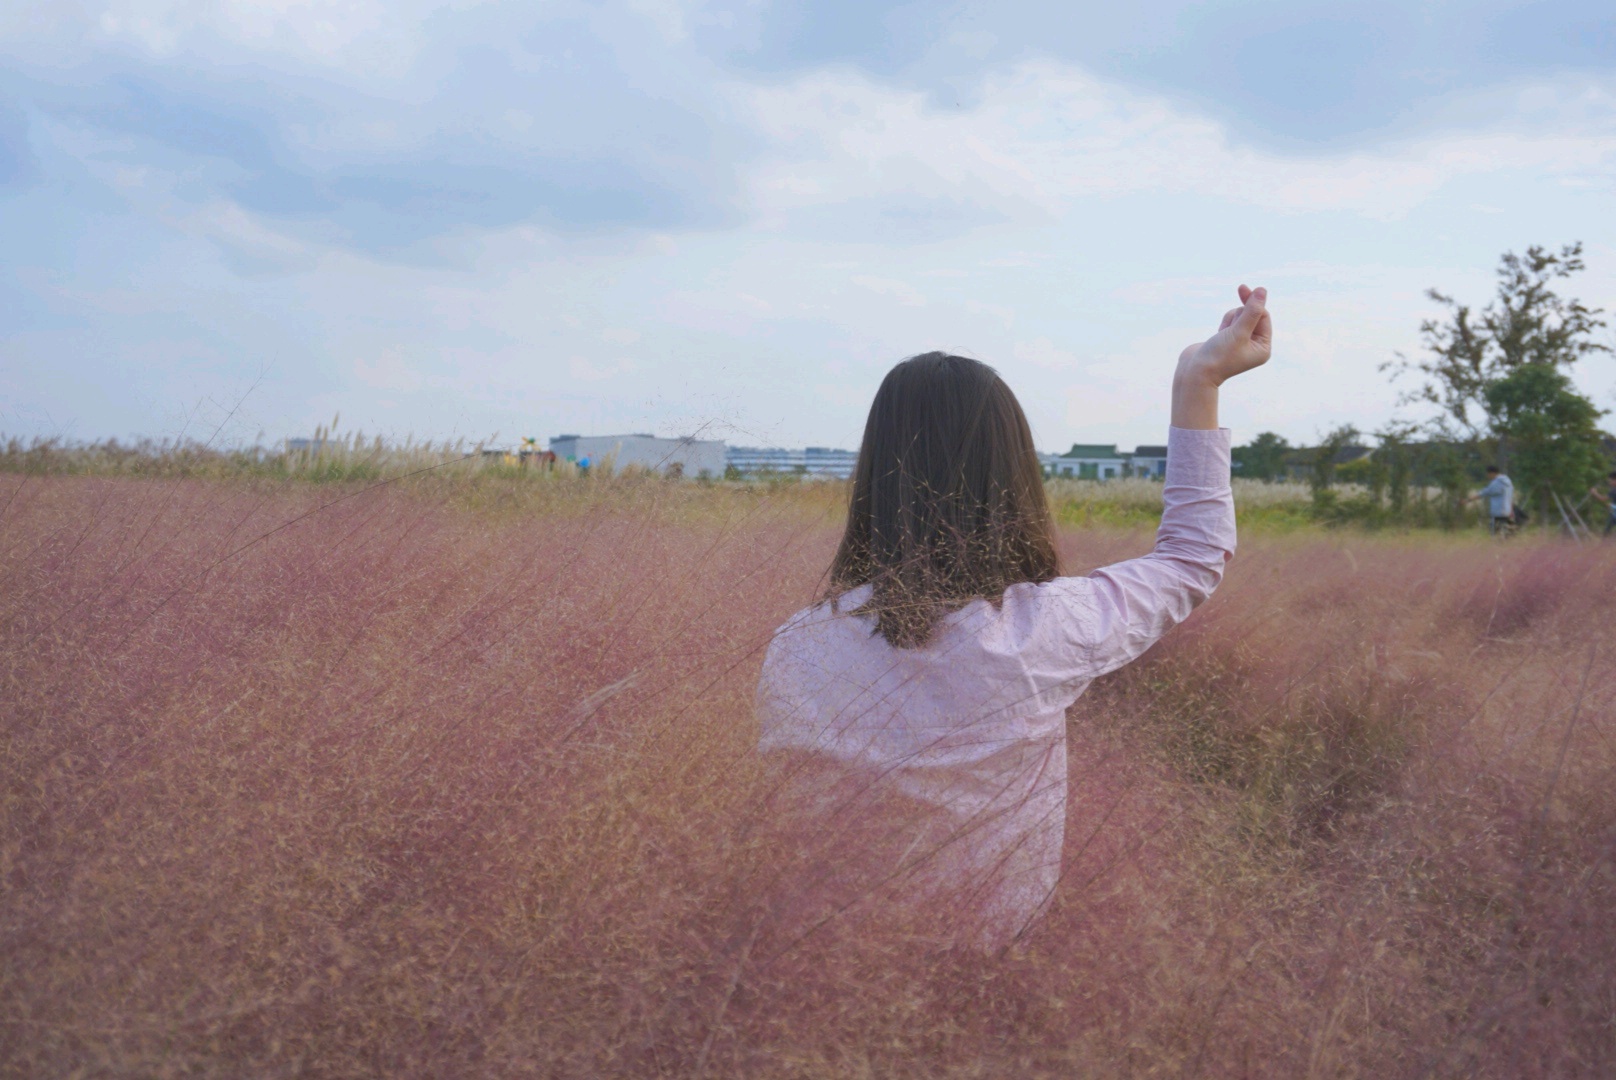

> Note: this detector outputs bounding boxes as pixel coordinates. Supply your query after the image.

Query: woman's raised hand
[1176,285,1272,388]
[1169,285,1272,429]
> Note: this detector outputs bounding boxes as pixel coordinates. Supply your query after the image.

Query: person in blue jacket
[1590,471,1616,537]
[1468,465,1515,534]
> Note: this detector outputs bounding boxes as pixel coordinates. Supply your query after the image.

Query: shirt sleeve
[1034,426,1237,679]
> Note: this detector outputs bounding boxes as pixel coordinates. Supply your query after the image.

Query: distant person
[757,285,1270,946]
[1468,465,1515,535]
[1591,471,1616,537]
[577,454,591,476]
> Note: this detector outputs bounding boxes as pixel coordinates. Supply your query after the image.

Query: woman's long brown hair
[827,352,1060,647]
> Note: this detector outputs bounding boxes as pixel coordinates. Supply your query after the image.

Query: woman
[758,285,1271,947]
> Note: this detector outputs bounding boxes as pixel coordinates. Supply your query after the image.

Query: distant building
[1038,443,1170,481]
[1129,445,1168,479]
[805,447,858,478]
[726,446,857,479]
[725,446,796,474]
[549,434,726,478]
[480,446,556,468]
[1044,444,1128,480]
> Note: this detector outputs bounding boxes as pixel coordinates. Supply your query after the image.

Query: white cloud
[354,348,425,392]
[655,288,776,334]
[45,0,416,68]
[625,0,688,44]
[966,299,1015,326]
[569,355,638,382]
[851,275,927,307]
[1013,336,1081,370]
[188,201,320,273]
[742,62,1616,226]
[4,9,1615,451]
[4,0,708,86]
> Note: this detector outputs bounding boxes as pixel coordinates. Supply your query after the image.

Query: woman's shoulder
[761,587,882,696]
[772,584,876,640]
[768,579,1100,662]
[984,577,1103,650]
[1002,575,1098,608]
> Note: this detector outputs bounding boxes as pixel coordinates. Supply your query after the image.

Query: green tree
[1307,425,1363,522]
[1375,424,1417,513]
[1483,364,1607,515]
[1233,431,1291,481]
[1387,243,1609,446]
[1309,425,1361,496]
[1421,440,1475,530]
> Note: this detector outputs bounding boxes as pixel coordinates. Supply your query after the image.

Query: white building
[726,446,857,479]
[1128,445,1168,479]
[805,447,857,478]
[549,434,726,478]
[1042,444,1129,480]
[726,446,796,474]
[1039,443,1170,481]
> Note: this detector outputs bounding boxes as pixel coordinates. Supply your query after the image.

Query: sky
[2,0,1614,454]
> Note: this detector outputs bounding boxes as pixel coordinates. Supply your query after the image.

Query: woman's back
[759,427,1238,944]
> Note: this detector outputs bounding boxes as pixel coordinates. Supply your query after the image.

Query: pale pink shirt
[756,426,1237,943]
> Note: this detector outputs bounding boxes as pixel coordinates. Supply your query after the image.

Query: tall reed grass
[3,432,1460,535]
[2,427,492,483]
[2,472,1612,1076]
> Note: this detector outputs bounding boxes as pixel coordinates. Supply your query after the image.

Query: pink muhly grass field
[2,472,1614,1077]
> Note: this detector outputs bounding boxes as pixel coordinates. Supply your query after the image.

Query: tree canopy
[1483,364,1607,512]
[1388,243,1609,441]
[1232,431,1291,481]
[1387,242,1611,509]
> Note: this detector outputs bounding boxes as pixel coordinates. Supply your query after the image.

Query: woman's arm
[1063,426,1237,677]
[1032,285,1270,677]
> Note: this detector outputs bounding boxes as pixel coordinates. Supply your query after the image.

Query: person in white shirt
[1590,471,1616,538]
[1468,465,1516,534]
[757,285,1272,948]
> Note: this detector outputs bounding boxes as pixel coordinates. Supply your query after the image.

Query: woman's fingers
[1236,287,1271,369]
[1238,283,1253,304]
[1235,287,1268,335]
